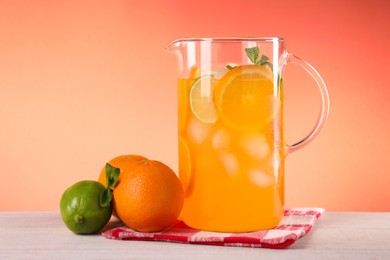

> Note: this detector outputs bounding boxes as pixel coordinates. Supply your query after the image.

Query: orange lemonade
[178,65,286,232]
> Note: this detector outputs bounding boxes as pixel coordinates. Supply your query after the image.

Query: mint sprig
[105,163,120,189]
[100,189,113,208]
[226,46,273,72]
[245,47,273,71]
[226,64,236,70]
[100,163,120,207]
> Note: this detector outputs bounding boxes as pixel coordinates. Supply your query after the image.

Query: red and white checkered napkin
[102,208,324,249]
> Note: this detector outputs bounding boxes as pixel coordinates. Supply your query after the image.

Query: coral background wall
[0,0,389,211]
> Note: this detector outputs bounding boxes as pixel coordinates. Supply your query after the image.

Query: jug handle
[285,53,330,154]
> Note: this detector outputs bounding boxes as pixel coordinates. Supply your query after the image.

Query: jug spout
[165,38,204,55]
[165,39,194,75]
[165,39,183,53]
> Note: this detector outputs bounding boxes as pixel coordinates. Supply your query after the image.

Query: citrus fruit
[98,155,147,186]
[189,66,200,80]
[178,137,193,197]
[179,79,192,133]
[98,155,147,218]
[214,65,279,131]
[60,180,112,234]
[98,155,184,232]
[179,66,201,132]
[189,75,218,123]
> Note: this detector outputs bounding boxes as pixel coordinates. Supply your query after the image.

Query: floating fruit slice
[178,136,193,197]
[189,66,200,80]
[214,65,278,131]
[189,75,218,123]
[179,66,201,133]
[179,79,192,133]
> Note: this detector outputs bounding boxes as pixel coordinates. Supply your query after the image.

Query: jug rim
[170,37,283,42]
[166,37,284,51]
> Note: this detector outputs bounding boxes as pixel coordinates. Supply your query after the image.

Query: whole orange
[98,155,184,232]
[98,155,147,218]
[98,155,148,187]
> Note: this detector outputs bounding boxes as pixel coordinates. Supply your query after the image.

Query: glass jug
[166,37,329,232]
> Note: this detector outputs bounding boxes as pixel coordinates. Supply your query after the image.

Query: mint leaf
[226,46,276,74]
[245,47,259,64]
[260,61,273,72]
[226,64,236,70]
[105,163,120,189]
[100,188,112,207]
[254,54,273,72]
[278,76,283,86]
[259,54,270,62]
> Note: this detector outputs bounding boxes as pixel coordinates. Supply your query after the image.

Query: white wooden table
[0,212,389,259]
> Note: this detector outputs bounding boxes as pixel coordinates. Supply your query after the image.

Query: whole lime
[60,180,113,234]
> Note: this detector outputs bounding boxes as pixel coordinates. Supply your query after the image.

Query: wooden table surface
[0,211,389,259]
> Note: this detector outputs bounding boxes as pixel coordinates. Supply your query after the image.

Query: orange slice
[189,75,218,123]
[179,66,200,133]
[178,136,193,197]
[214,65,278,131]
[189,66,200,80]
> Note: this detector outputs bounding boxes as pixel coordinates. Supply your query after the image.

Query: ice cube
[186,119,210,144]
[248,169,273,187]
[219,152,239,176]
[212,129,230,150]
[240,134,270,160]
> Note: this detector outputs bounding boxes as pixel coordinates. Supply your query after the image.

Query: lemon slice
[214,65,278,131]
[189,75,218,123]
